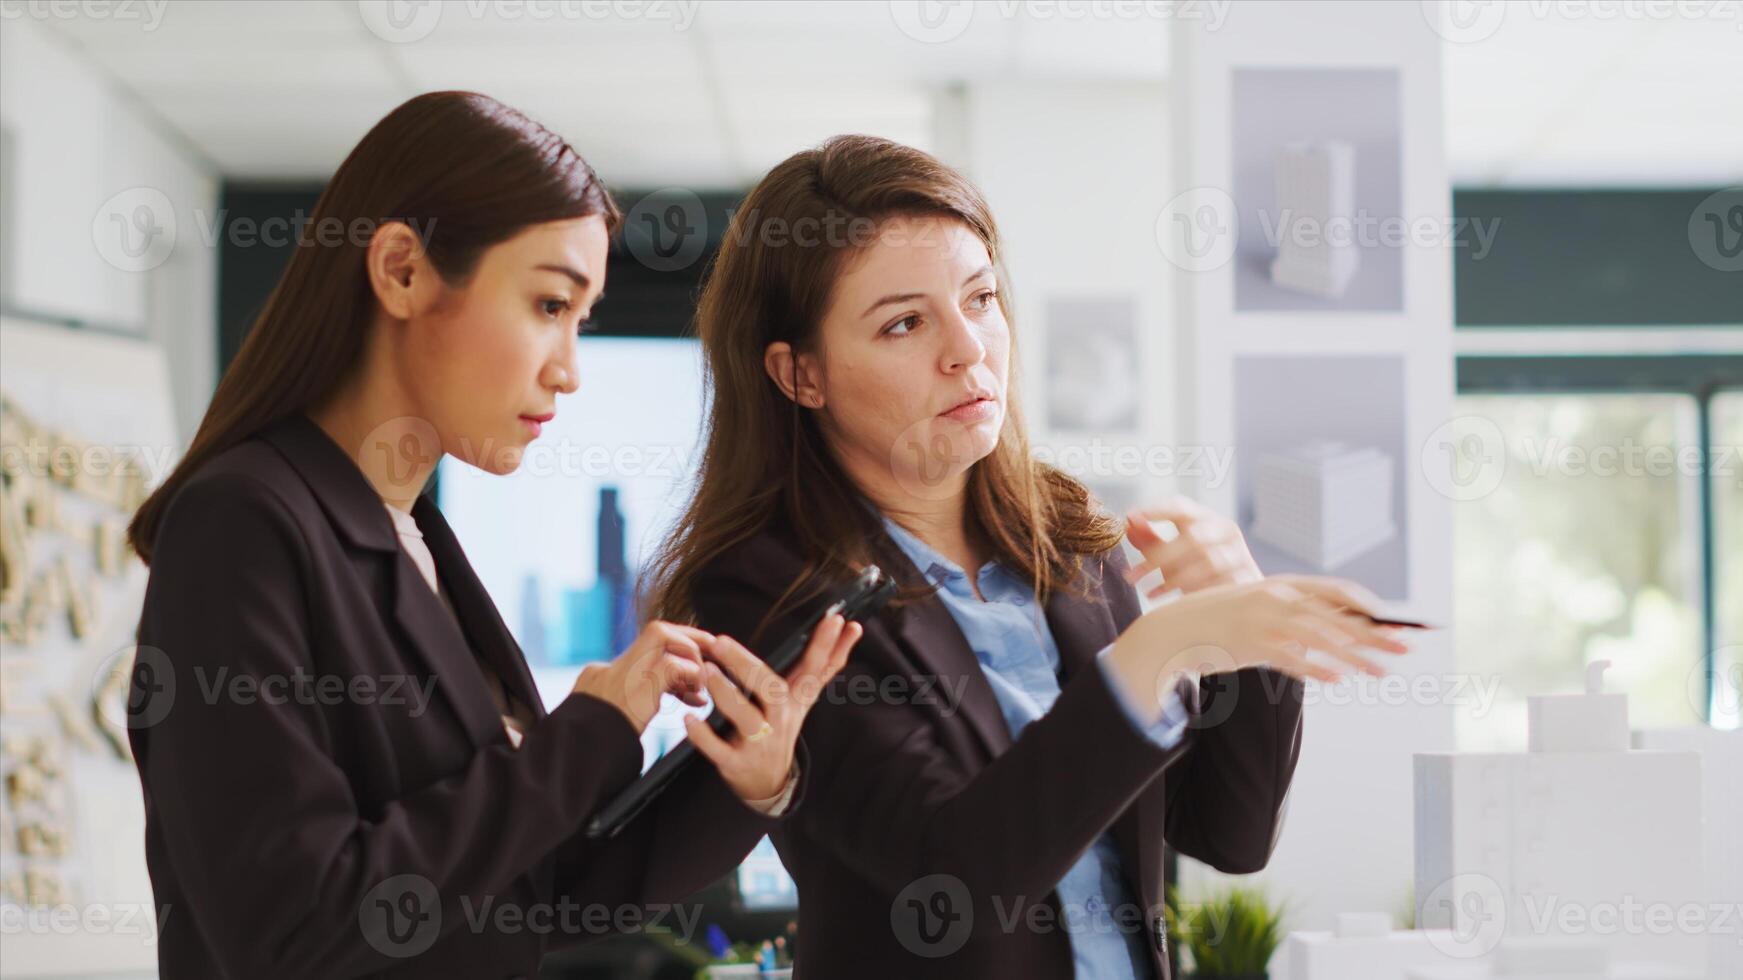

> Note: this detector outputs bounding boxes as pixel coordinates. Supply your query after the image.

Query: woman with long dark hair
[126,92,859,979]
[645,135,1412,979]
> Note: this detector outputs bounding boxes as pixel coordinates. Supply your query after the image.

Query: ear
[764,341,826,409]
[365,220,432,321]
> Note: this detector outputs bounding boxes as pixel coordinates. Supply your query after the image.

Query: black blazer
[692,518,1304,979]
[131,413,786,979]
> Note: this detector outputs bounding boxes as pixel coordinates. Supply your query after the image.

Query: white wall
[1167,3,1459,966]
[946,78,1180,509]
[0,16,218,441]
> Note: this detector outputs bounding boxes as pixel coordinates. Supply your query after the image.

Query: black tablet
[584,564,897,839]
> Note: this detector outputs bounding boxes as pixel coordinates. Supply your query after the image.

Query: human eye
[882,313,922,338]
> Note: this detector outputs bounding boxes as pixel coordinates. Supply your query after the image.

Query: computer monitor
[437,335,798,911]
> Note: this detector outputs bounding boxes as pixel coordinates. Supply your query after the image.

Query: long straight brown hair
[644,135,1120,637]
[128,91,620,565]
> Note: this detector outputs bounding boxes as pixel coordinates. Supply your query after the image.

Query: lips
[520,412,556,424]
[939,390,996,416]
[938,390,999,425]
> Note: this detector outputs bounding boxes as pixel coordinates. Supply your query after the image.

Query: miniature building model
[1250,441,1396,569]
[1269,139,1360,298]
[1414,663,1706,977]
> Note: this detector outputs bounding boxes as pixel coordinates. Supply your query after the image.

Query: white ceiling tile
[95,39,400,95]
[39,0,360,48]
[22,0,1739,187]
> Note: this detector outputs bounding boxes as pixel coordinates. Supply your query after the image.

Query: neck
[308,319,437,513]
[836,438,978,568]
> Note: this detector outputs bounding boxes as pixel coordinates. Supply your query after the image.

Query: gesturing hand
[1103,575,1413,715]
[1123,497,1262,598]
[684,614,862,804]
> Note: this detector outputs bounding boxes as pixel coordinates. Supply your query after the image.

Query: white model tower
[1413,662,1707,977]
[1269,139,1360,298]
[1249,441,1396,569]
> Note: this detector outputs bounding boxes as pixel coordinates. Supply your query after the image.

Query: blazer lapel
[1044,554,1159,913]
[411,494,545,721]
[869,533,1015,759]
[258,413,519,750]
[1043,555,1120,687]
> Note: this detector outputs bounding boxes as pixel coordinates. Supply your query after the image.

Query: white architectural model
[1249,442,1395,569]
[1269,139,1360,298]
[1630,726,1743,980]
[1406,935,1698,979]
[1284,912,1468,980]
[1413,663,1706,977]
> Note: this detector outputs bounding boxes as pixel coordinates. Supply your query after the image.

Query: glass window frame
[1455,353,1743,726]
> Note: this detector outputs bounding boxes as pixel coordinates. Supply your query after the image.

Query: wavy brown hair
[644,135,1120,638]
[128,91,620,565]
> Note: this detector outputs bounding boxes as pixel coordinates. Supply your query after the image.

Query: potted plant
[1163,884,1288,980]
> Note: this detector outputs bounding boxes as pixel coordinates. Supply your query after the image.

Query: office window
[1713,390,1742,727]
[1451,393,1707,749]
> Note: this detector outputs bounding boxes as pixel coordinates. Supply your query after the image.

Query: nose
[938,307,986,375]
[544,340,580,395]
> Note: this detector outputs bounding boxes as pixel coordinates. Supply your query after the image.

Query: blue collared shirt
[880,515,1189,979]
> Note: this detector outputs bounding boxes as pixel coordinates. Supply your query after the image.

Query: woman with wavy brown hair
[645,135,1412,979]
[126,92,860,980]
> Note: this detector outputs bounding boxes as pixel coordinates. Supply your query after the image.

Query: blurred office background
[0,2,1737,978]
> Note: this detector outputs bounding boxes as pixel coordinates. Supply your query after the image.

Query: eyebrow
[860,264,995,318]
[534,262,600,301]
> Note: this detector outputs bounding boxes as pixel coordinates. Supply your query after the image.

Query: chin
[963,431,1000,466]
[453,429,527,476]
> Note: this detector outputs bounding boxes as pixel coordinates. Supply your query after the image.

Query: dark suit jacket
[692,518,1304,979]
[131,413,786,979]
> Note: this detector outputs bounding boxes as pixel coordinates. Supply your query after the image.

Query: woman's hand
[571,621,713,733]
[683,613,863,804]
[1103,575,1412,715]
[1123,498,1262,599]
